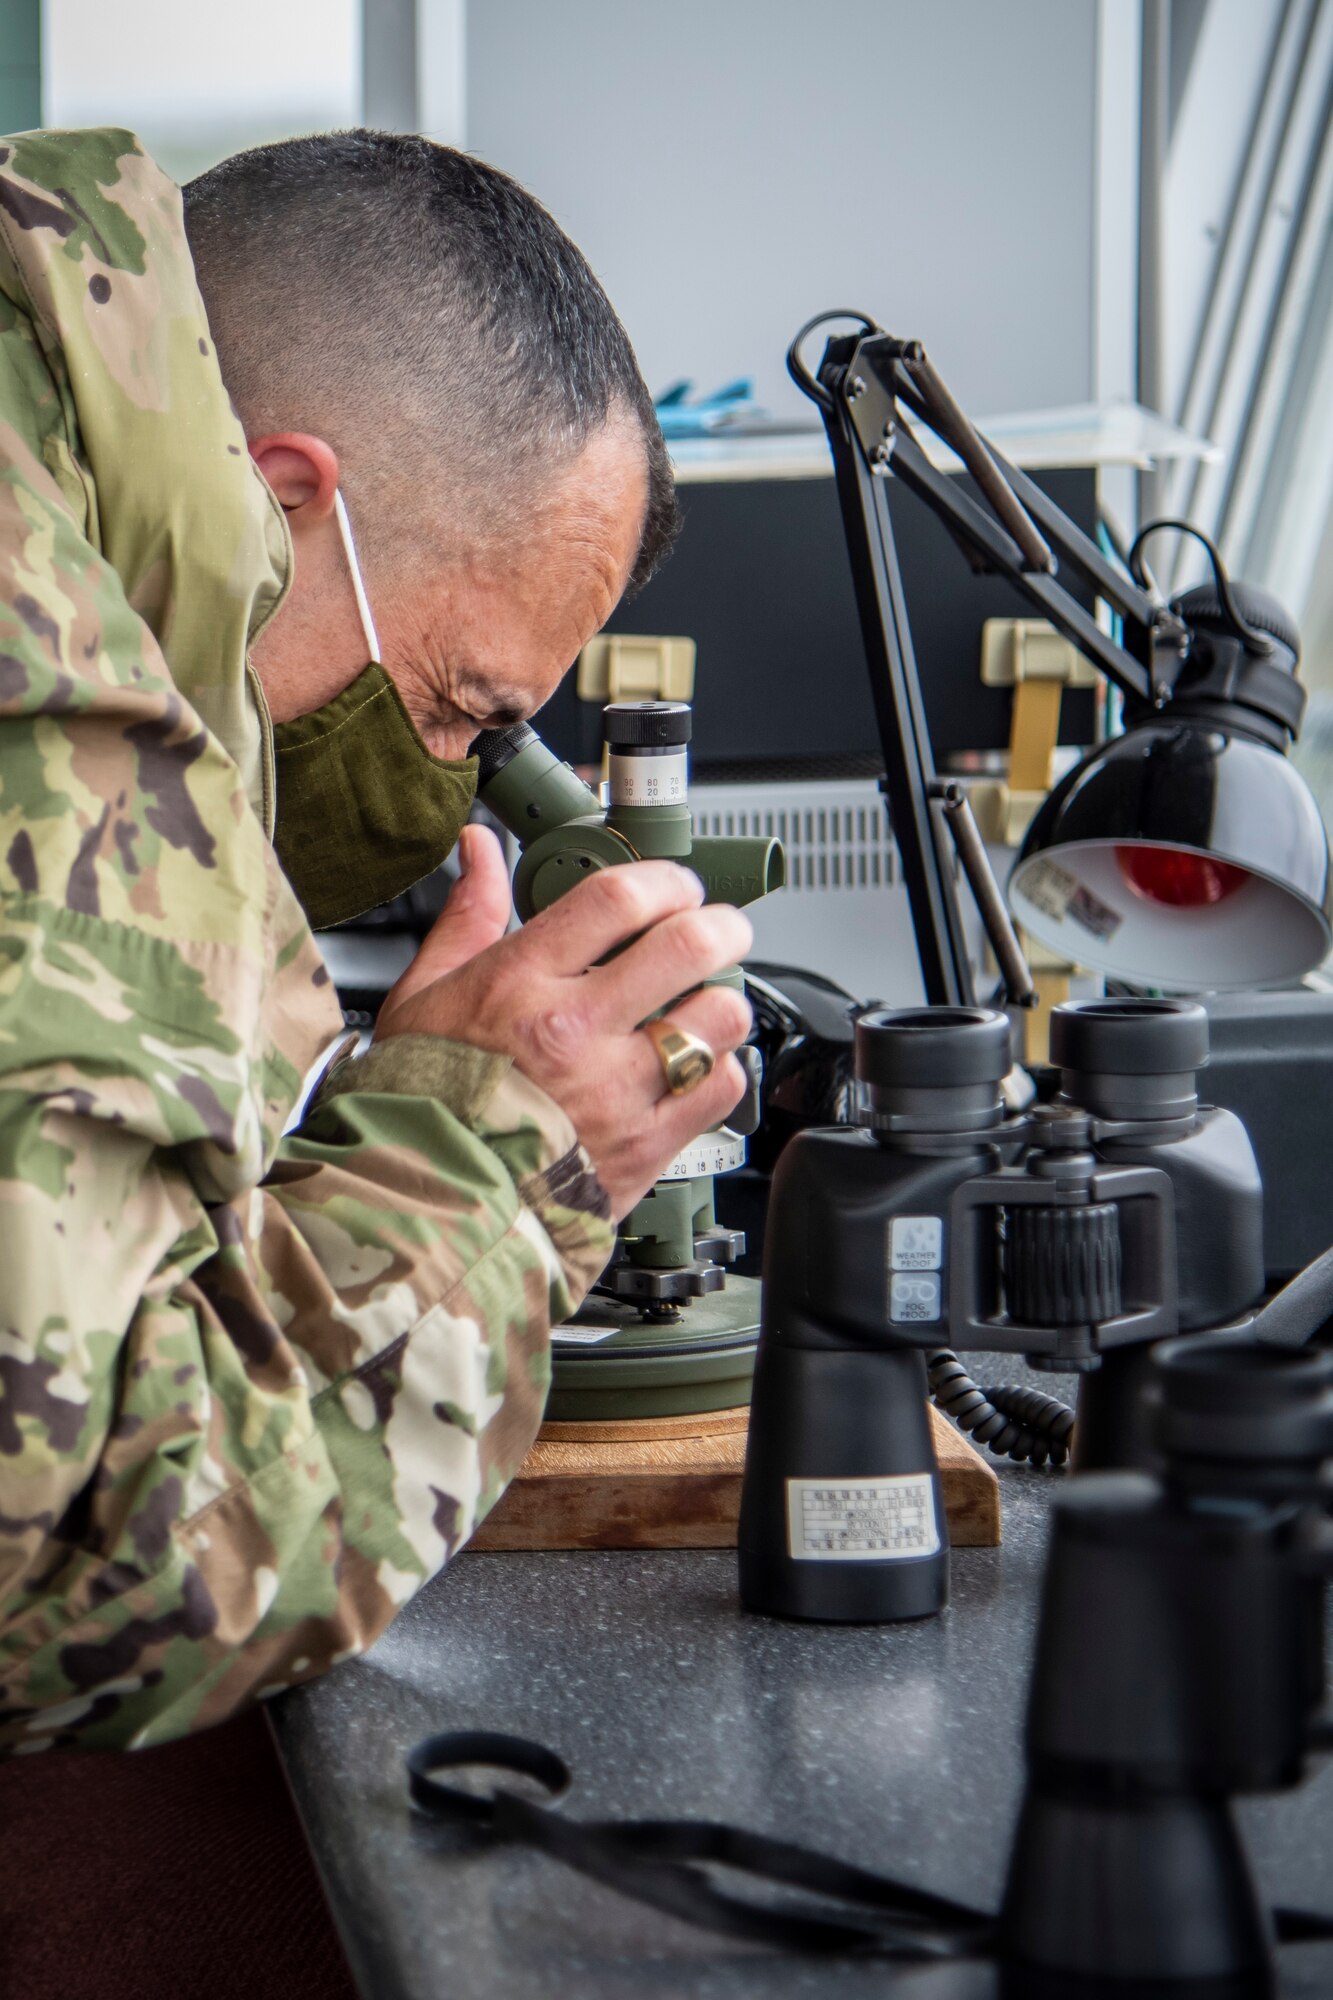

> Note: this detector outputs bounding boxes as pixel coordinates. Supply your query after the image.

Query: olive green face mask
[270,494,479,930]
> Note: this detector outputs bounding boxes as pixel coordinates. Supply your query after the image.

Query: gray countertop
[271,1450,1333,1999]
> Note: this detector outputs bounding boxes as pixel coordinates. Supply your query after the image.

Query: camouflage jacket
[0,129,613,1752]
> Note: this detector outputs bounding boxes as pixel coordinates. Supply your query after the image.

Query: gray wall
[465,0,1103,420]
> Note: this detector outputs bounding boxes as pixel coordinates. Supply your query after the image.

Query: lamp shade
[1008,721,1331,991]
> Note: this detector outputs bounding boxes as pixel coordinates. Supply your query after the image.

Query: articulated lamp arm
[787,314,1192,1006]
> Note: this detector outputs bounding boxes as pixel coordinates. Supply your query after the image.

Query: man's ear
[249,433,341,521]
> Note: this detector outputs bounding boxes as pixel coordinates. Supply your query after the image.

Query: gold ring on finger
[641,1016,716,1097]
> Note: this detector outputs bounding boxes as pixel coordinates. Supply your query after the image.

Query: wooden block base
[470,1402,1000,1552]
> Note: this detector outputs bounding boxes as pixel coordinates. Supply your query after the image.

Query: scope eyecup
[1050,997,1208,1121]
[855,1007,1011,1134]
[474,722,538,786]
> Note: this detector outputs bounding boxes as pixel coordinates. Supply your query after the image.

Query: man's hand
[376,826,754,1218]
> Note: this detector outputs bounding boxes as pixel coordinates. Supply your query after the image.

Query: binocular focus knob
[1005,1203,1122,1329]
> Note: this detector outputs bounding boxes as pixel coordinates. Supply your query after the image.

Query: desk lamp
[788,314,1331,998]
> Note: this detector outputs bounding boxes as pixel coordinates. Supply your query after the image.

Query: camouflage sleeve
[0,1019,612,1755]
[0,135,614,1753]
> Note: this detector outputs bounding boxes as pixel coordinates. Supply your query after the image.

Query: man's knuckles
[644,905,753,990]
[567,859,702,937]
[515,999,597,1074]
[684,985,752,1051]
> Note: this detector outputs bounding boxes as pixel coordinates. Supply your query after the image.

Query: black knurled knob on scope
[473,721,537,784]
[603,701,692,747]
[1004,1202,1122,1327]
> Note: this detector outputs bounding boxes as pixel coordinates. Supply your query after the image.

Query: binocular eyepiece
[1151,1327,1333,1498]
[854,1005,1011,1135]
[851,995,1212,1137]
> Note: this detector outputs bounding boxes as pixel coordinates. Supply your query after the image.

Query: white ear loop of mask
[333,490,383,665]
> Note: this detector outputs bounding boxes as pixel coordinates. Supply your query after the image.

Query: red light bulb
[1116,845,1250,909]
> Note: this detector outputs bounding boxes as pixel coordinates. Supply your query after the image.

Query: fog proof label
[786,1475,941,1562]
[890,1272,942,1321]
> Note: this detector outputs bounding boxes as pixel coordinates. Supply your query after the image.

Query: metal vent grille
[691,792,898,893]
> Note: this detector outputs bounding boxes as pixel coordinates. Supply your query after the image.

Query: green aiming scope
[473,702,784,919]
[474,701,786,1328]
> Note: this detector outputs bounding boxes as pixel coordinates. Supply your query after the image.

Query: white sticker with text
[786,1475,941,1561]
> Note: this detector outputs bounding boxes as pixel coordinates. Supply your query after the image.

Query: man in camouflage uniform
[0,128,752,1751]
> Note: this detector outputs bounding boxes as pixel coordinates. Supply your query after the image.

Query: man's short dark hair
[184,130,676,593]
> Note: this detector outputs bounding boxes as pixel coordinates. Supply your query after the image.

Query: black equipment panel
[537,466,1098,773]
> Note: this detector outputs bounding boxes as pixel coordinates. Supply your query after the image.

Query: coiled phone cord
[927,1240,1333,1471]
[927,1351,1075,1469]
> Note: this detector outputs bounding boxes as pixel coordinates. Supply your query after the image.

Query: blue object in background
[653,378,766,438]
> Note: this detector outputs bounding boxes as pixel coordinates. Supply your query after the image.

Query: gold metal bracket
[577,635,696,705]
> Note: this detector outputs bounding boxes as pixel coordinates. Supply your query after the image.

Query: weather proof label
[786,1475,941,1562]
[889,1216,942,1270]
[889,1216,943,1322]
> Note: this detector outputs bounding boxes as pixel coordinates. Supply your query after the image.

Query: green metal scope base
[546,1276,762,1422]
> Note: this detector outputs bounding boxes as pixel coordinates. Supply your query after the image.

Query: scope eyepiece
[603,701,691,814]
[474,721,538,786]
[854,1006,1011,1135]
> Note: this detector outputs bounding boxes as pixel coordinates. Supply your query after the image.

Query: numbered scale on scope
[657,1132,748,1181]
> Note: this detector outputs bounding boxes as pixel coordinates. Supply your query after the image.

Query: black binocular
[739,995,1266,1623]
[1005,1326,1333,1993]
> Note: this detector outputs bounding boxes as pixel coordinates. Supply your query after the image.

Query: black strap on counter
[407,1730,994,1960]
[407,1732,1333,1965]
[1276,1908,1333,1942]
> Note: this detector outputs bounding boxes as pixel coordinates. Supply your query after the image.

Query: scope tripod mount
[475,701,786,1421]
